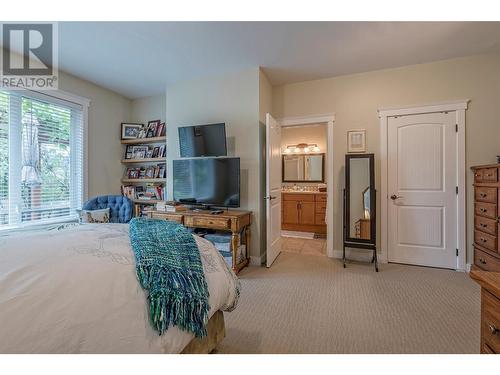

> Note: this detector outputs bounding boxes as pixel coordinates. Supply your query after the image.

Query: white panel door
[387,112,457,269]
[266,113,282,267]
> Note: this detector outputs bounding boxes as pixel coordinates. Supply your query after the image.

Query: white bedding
[0,223,239,353]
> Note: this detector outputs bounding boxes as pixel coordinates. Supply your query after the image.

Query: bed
[0,223,240,353]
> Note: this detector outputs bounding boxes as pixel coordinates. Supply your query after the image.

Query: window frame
[0,89,90,232]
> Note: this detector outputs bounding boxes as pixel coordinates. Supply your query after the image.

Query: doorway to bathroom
[265,113,335,267]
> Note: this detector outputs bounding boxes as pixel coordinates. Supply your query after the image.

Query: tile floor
[281,236,327,256]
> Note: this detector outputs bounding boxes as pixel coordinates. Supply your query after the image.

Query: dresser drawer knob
[480,208,487,213]
[489,324,499,335]
[480,223,487,228]
[480,193,487,198]
[480,238,487,243]
[479,257,486,264]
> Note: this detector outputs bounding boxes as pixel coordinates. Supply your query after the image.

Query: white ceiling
[54,22,500,99]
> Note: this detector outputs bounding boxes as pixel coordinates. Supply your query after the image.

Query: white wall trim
[278,114,336,127]
[378,100,469,118]
[249,256,262,266]
[379,101,469,270]
[278,114,335,258]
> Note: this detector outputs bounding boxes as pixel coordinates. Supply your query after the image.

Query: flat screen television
[178,123,227,157]
[173,157,240,208]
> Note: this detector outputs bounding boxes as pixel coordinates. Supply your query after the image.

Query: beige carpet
[218,252,481,354]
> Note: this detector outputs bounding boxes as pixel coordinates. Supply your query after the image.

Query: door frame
[278,114,335,258]
[378,100,469,271]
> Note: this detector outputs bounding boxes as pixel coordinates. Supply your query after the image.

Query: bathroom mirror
[282,153,325,182]
[344,154,375,242]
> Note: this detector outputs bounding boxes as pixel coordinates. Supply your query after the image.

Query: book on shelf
[121,183,165,201]
[156,201,187,212]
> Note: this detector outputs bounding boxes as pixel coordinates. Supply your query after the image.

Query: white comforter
[0,223,239,353]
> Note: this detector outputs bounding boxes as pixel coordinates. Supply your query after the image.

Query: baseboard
[249,256,262,266]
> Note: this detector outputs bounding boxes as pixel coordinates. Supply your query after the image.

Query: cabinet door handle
[488,324,498,335]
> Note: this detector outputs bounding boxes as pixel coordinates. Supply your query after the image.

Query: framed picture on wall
[347,129,366,153]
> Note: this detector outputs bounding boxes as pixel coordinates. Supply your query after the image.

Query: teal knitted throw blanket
[129,218,210,338]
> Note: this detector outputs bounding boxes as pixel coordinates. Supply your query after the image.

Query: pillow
[78,208,110,223]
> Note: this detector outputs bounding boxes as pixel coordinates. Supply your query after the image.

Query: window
[0,90,85,230]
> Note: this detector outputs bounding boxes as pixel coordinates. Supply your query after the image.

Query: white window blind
[0,90,84,230]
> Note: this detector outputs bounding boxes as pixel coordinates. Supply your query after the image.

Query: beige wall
[273,52,500,264]
[166,68,262,259]
[58,71,132,199]
[130,94,166,125]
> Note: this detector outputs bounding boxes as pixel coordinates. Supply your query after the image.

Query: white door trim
[378,100,469,271]
[277,113,335,258]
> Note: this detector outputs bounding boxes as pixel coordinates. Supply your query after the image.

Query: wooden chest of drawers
[472,164,500,271]
[470,269,500,354]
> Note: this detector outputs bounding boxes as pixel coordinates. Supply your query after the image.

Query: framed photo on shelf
[152,146,160,158]
[145,167,155,178]
[131,146,148,159]
[159,145,166,157]
[156,122,165,137]
[125,145,133,159]
[121,123,144,140]
[347,129,366,153]
[146,120,161,138]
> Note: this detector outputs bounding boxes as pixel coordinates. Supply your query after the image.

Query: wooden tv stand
[147,209,252,273]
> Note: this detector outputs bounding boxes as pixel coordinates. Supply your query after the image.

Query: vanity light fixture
[283,143,321,154]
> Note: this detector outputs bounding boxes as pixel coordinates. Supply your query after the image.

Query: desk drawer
[475,216,497,236]
[475,187,498,204]
[482,289,500,354]
[475,202,497,220]
[185,216,231,230]
[282,193,315,202]
[150,212,183,224]
[474,247,500,272]
[475,230,497,252]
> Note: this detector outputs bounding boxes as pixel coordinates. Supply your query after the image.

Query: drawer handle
[480,208,487,213]
[475,173,481,177]
[480,193,487,198]
[479,257,486,264]
[489,324,499,335]
[480,223,488,228]
[480,238,488,243]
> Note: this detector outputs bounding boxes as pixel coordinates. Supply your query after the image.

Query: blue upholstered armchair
[82,195,133,223]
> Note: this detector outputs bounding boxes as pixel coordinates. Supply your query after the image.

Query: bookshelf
[121,136,166,145]
[120,123,167,216]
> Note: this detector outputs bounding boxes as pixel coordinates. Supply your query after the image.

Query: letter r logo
[2,23,53,76]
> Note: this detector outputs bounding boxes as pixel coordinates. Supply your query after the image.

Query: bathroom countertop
[281,190,327,195]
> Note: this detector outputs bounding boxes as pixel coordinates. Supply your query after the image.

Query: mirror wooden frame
[343,153,378,271]
[281,153,325,183]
